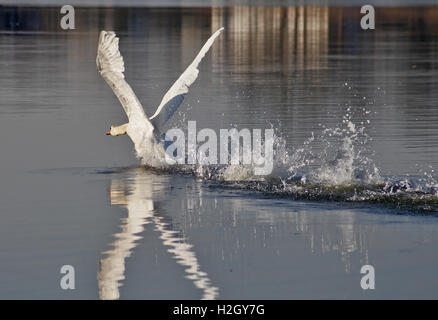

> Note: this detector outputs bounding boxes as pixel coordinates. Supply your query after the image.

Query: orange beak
[106,130,111,135]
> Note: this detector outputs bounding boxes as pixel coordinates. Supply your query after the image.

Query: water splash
[308,107,382,185]
[139,105,438,214]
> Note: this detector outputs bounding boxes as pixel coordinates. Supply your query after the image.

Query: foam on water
[137,105,438,213]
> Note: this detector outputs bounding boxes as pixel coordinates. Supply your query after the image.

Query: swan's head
[106,124,128,136]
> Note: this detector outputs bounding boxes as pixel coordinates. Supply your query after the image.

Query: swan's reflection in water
[98,168,374,299]
[97,168,438,299]
[98,168,218,300]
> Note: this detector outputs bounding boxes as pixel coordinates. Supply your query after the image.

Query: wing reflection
[98,168,218,300]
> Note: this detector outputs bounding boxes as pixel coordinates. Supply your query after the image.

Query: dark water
[1,6,438,299]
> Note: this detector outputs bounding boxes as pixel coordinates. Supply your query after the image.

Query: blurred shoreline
[2,6,438,33]
[1,0,438,8]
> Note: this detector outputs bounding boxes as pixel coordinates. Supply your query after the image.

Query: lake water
[1,5,438,299]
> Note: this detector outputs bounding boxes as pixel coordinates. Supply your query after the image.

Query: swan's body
[97,28,224,166]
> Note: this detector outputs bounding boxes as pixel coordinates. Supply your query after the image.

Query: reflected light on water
[211,6,329,73]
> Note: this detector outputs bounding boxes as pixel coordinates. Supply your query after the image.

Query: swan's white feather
[97,31,162,164]
[97,31,152,128]
[96,29,224,166]
[150,27,224,132]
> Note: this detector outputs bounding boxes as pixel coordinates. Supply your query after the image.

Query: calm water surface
[1,6,438,299]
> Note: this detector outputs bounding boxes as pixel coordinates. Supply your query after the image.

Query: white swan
[97,28,224,166]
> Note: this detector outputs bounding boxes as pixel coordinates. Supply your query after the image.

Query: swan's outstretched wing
[97,31,152,128]
[150,27,224,133]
